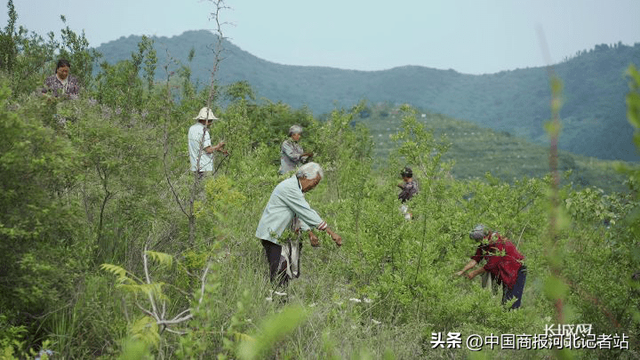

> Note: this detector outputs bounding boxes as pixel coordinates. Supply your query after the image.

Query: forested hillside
[358,104,628,193]
[2,3,640,359]
[98,31,640,161]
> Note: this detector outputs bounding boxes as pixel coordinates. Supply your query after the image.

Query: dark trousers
[503,265,527,310]
[193,171,205,180]
[261,240,287,287]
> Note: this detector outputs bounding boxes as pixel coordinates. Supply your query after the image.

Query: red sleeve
[471,246,484,263]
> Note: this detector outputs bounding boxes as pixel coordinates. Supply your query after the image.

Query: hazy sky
[3,0,639,74]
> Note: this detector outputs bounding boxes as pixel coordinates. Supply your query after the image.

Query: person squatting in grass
[397,166,419,220]
[188,107,227,178]
[456,224,527,310]
[256,162,342,289]
[279,124,313,174]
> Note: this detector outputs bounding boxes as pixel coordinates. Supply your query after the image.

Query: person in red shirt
[456,224,527,309]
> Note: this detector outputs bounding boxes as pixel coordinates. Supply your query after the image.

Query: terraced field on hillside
[360,110,628,192]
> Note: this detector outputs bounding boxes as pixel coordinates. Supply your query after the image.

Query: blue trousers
[503,265,527,310]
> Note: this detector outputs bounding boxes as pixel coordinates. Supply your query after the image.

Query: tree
[0,0,17,73]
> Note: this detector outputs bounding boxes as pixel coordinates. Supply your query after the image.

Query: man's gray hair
[469,224,491,240]
[296,162,323,180]
[289,125,303,136]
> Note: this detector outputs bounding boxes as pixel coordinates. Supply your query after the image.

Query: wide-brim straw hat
[193,107,219,121]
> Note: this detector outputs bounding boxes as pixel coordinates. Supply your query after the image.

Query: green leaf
[237,305,307,360]
[118,338,151,360]
[130,316,160,347]
[626,92,640,128]
[543,120,562,137]
[137,283,165,298]
[550,76,564,95]
[544,275,568,301]
[145,251,173,267]
[101,263,128,279]
[233,332,255,343]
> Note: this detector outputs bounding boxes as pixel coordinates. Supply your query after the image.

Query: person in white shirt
[256,162,342,287]
[188,107,227,176]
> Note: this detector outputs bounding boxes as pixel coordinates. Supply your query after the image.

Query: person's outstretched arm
[456,259,477,276]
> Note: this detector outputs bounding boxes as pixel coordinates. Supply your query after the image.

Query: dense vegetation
[1,2,640,359]
[98,31,640,161]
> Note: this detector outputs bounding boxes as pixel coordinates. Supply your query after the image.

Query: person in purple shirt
[42,59,80,99]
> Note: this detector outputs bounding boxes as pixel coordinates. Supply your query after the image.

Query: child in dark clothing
[397,167,418,220]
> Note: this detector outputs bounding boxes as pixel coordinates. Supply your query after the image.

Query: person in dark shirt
[279,125,313,174]
[397,166,418,220]
[456,224,527,309]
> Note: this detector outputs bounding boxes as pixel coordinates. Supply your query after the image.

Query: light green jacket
[256,176,327,243]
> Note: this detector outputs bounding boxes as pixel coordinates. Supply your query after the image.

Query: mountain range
[96,30,640,161]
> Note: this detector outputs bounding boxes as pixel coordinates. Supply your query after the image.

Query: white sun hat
[193,107,219,121]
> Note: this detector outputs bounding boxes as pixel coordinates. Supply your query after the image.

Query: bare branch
[161,57,189,219]
[163,282,192,298]
[156,314,193,326]
[143,246,152,285]
[198,262,212,307]
[205,0,228,109]
[163,140,189,218]
[163,327,188,335]
[171,309,192,321]
[135,302,155,319]
[212,153,230,176]
[142,246,160,317]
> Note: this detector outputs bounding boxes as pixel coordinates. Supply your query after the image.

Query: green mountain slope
[96,31,640,161]
[360,106,628,193]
